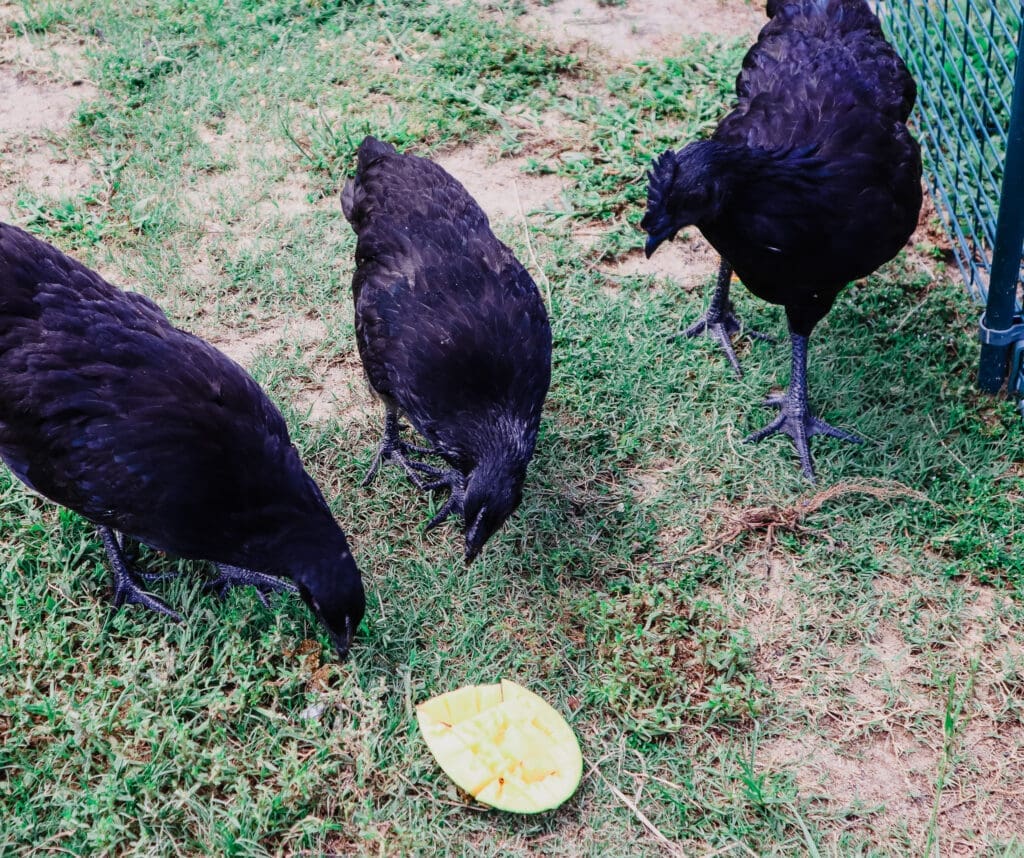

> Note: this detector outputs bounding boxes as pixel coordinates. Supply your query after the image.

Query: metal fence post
[978,17,1024,393]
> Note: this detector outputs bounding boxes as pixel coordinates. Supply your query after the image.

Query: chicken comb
[645,149,678,210]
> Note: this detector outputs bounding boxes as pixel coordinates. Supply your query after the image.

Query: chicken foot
[745,330,862,481]
[100,526,183,621]
[678,259,773,377]
[363,409,438,489]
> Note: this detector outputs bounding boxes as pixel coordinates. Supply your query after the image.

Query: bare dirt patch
[628,459,676,503]
[518,0,764,64]
[17,144,94,195]
[0,19,93,84]
[0,69,95,139]
[210,316,328,368]
[255,178,317,220]
[0,9,99,216]
[188,117,315,219]
[0,142,95,221]
[0,3,22,25]
[894,189,962,292]
[914,188,955,257]
[183,117,331,275]
[764,730,937,833]
[0,0,97,138]
[951,721,1024,850]
[743,561,1024,851]
[736,555,802,641]
[437,141,568,223]
[598,232,720,292]
[198,118,250,162]
[185,168,243,214]
[296,352,376,425]
[176,241,224,297]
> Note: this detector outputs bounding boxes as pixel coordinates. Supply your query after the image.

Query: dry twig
[514,179,551,306]
[588,762,687,856]
[690,479,931,555]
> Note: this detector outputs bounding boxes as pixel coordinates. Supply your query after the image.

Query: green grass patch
[1,1,1022,855]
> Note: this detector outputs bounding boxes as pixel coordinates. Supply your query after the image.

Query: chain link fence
[874,0,1024,410]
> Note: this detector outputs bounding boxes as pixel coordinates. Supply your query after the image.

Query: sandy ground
[0,0,98,218]
[2,0,1019,851]
[519,0,764,63]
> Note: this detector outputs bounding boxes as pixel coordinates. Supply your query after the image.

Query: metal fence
[874,0,1024,408]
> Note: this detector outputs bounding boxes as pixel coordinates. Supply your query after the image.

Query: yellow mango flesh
[416,680,583,813]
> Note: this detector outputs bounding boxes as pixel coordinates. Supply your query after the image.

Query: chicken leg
[100,526,182,621]
[745,328,862,480]
[362,409,438,489]
[678,259,773,377]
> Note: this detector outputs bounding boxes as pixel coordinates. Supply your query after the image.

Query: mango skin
[416,680,583,814]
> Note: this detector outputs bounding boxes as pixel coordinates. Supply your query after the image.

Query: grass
[1,0,1023,855]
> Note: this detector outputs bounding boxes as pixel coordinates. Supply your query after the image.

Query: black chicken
[341,137,552,562]
[0,224,365,657]
[642,0,922,479]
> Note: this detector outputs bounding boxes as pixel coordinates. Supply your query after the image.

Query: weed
[0,1,1022,855]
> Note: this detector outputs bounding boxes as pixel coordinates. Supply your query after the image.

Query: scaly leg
[115,531,139,565]
[744,329,862,481]
[116,532,183,584]
[205,564,299,608]
[362,409,437,489]
[676,259,773,377]
[421,469,467,531]
[100,526,182,621]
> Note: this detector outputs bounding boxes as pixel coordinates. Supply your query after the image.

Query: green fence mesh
[874,1,1024,402]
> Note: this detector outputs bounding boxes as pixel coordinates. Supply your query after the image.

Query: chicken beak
[464,505,488,565]
[644,229,677,258]
[330,615,354,660]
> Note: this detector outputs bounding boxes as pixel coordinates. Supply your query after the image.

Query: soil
[437,141,568,223]
[0,8,99,220]
[743,558,1024,852]
[518,0,765,63]
[2,1,1013,849]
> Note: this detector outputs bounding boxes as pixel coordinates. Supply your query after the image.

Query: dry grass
[0,1,1022,855]
[692,480,932,555]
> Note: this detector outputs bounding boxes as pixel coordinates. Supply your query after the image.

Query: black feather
[643,149,677,213]
[641,0,923,478]
[342,136,552,560]
[0,223,365,655]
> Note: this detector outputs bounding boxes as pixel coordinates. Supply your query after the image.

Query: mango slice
[416,679,583,813]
